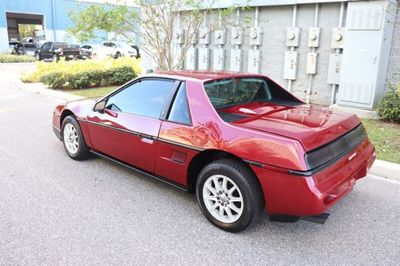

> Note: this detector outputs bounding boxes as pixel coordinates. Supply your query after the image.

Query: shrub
[22,57,141,90]
[377,86,400,122]
[0,54,36,63]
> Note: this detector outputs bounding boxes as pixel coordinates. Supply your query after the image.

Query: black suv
[36,42,81,62]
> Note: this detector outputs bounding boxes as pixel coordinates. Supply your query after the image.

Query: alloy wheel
[63,123,79,155]
[202,174,244,223]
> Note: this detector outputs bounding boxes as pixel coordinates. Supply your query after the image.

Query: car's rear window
[204,77,301,109]
[203,78,272,109]
[53,42,69,48]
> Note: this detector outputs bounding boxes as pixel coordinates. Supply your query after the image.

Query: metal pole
[330,1,345,105]
[288,4,297,92]
[306,3,319,104]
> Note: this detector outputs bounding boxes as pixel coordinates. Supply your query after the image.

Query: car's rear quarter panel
[253,137,375,216]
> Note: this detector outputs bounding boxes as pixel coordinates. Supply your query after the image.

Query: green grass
[0,54,36,63]
[362,119,400,164]
[69,86,118,98]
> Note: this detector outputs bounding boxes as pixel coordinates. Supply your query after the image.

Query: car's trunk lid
[221,102,361,151]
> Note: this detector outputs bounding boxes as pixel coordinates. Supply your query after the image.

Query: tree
[68,0,228,70]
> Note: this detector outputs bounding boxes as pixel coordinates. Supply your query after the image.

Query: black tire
[61,116,90,160]
[35,53,41,61]
[115,52,121,59]
[196,159,264,232]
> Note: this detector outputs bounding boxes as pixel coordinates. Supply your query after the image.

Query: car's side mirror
[94,100,106,112]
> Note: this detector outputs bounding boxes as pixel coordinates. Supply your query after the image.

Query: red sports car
[52,71,375,232]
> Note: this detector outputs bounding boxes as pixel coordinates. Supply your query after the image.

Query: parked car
[130,45,140,59]
[52,72,376,232]
[9,41,21,54]
[100,41,138,59]
[15,43,38,56]
[36,41,81,62]
[79,44,93,59]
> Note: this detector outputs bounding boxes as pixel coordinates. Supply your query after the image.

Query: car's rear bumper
[251,138,375,216]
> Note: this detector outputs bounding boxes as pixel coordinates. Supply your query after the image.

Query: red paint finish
[52,71,375,217]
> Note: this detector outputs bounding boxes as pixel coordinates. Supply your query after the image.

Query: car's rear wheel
[196,159,264,232]
[62,116,89,160]
[115,52,121,59]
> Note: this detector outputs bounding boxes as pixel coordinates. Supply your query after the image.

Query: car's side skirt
[89,150,189,192]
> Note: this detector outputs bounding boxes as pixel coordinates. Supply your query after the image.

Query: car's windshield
[203,78,272,109]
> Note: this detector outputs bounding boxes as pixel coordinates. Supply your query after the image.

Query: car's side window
[167,83,191,125]
[105,79,175,119]
[41,42,50,50]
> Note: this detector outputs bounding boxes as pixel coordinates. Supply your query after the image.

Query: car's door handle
[138,133,154,144]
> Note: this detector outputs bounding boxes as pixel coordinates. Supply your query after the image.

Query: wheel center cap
[220,194,228,203]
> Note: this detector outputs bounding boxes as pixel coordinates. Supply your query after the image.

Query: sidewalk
[15,80,83,101]
[16,80,400,182]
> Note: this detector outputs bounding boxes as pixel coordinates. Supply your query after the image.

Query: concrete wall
[174,0,399,107]
[186,2,344,106]
[386,4,400,89]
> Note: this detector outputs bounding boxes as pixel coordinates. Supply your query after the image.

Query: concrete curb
[370,159,400,182]
[15,80,84,101]
[15,79,400,182]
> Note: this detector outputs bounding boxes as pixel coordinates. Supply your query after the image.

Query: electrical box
[283,51,298,80]
[213,48,225,71]
[185,47,197,70]
[189,29,197,45]
[214,29,226,45]
[306,52,318,74]
[248,49,262,73]
[286,27,300,47]
[198,28,211,45]
[249,27,263,46]
[198,48,210,70]
[331,27,345,49]
[231,27,244,45]
[337,1,392,109]
[327,54,342,84]
[175,29,185,45]
[230,48,242,72]
[308,27,321,48]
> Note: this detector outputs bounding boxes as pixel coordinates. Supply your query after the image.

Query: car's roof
[154,71,266,82]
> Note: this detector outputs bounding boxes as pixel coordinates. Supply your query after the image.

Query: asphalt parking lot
[0,63,399,265]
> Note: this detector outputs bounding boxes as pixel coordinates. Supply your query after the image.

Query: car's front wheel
[196,159,264,232]
[61,116,89,160]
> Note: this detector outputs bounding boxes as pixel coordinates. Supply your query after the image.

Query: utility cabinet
[337,0,396,110]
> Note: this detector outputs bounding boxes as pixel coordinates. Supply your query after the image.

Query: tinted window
[204,78,272,109]
[41,42,51,50]
[53,42,69,48]
[106,79,174,118]
[168,83,191,125]
[23,44,36,48]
